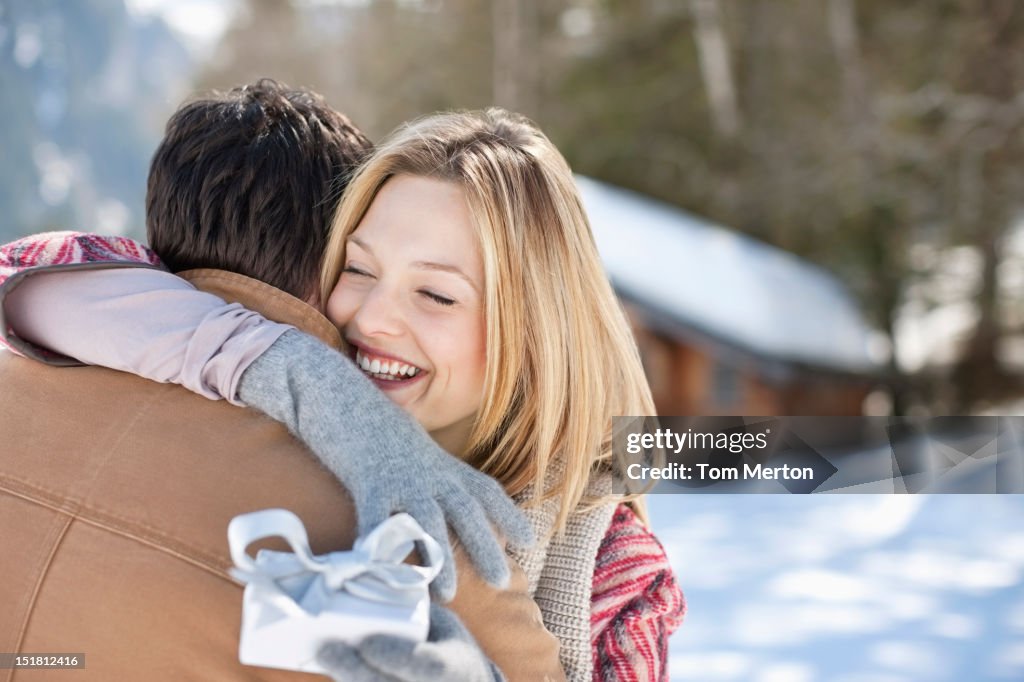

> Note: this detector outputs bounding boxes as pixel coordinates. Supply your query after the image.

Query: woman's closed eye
[342,265,373,278]
[420,289,456,307]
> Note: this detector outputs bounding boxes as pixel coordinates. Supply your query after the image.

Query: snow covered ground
[650,494,1024,681]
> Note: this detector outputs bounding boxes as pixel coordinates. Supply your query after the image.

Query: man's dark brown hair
[146,79,372,301]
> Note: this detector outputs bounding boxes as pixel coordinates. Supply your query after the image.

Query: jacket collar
[179,269,343,351]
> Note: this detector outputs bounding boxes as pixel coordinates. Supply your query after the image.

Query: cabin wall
[628,313,871,417]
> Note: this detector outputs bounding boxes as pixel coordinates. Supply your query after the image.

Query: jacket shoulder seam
[0,480,234,581]
[12,514,73,658]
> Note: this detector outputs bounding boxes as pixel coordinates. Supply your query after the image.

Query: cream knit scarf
[510,468,617,682]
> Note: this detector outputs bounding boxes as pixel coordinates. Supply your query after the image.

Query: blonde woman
[0,109,684,680]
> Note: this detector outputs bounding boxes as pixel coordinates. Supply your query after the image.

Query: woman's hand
[317,603,505,682]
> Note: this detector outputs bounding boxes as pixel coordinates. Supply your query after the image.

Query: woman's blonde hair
[321,108,655,532]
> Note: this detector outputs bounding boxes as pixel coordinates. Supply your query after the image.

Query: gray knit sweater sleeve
[237,329,534,600]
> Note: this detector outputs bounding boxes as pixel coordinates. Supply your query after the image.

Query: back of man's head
[146,79,371,301]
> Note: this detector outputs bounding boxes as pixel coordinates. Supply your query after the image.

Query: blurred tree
[0,0,190,242]
[942,1,1024,408]
[196,0,1024,411]
[552,0,1024,411]
[199,0,499,139]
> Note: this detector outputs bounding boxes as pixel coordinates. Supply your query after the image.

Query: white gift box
[227,509,443,675]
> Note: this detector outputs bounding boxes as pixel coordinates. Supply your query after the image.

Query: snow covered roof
[576,175,884,373]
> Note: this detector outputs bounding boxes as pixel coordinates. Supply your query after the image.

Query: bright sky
[124,0,237,53]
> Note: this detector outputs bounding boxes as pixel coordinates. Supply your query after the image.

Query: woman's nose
[350,284,405,337]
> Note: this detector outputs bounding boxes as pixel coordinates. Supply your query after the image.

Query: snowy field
[650,494,1024,681]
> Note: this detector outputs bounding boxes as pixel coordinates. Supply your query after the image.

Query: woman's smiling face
[325,174,487,454]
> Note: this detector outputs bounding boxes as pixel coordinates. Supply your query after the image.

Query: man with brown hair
[0,80,562,681]
[145,79,369,301]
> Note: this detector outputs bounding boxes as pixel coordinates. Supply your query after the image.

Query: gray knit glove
[317,603,505,682]
[237,329,534,601]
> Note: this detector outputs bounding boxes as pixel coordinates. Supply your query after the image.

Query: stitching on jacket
[80,387,165,494]
[0,480,230,578]
[10,513,73,675]
[9,380,172,522]
[0,382,235,572]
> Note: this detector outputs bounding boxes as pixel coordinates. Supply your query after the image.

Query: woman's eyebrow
[348,235,373,253]
[412,260,480,294]
[349,235,480,295]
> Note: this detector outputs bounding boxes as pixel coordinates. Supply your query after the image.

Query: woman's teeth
[356,349,421,380]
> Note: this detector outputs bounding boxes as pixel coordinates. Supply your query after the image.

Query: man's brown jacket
[0,269,563,681]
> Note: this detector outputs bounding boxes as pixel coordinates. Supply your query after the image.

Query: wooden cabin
[577,176,884,417]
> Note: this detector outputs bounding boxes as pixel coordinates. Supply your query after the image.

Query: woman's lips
[350,343,427,391]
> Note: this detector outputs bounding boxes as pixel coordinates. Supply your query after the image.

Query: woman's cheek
[439,314,487,378]
[326,288,358,327]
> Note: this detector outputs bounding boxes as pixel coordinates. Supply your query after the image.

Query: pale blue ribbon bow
[228,509,443,617]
